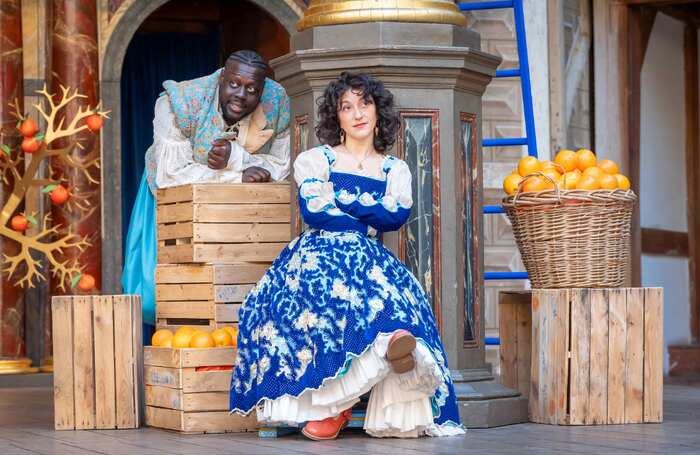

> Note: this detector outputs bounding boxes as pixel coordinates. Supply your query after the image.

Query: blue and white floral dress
[230,145,465,437]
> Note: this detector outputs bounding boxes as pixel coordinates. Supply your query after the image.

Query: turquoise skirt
[121,173,156,325]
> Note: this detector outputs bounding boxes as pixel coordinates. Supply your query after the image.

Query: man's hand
[208,139,231,169]
[242,166,271,183]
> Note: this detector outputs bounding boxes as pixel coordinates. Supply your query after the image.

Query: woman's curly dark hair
[316,72,399,153]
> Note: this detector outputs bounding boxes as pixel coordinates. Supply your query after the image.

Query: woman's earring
[340,129,346,143]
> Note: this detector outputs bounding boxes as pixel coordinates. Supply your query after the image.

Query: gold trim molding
[298,0,467,31]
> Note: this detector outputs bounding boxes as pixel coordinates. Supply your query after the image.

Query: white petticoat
[255,333,466,438]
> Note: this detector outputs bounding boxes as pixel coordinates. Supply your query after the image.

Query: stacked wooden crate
[499,288,664,425]
[148,183,290,433]
[52,295,143,430]
[144,346,257,433]
[154,183,291,331]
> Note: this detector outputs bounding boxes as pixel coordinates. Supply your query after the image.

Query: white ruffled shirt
[148,94,290,189]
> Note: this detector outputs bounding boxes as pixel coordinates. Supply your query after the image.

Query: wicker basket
[502,188,637,288]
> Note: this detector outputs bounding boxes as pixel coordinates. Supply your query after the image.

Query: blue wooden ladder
[459,0,537,282]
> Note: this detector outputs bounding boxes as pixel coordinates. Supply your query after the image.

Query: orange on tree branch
[34,85,109,145]
[0,214,90,290]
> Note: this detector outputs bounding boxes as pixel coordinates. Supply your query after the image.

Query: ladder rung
[484,272,528,280]
[483,137,528,147]
[496,68,520,78]
[483,205,505,214]
[459,1,514,11]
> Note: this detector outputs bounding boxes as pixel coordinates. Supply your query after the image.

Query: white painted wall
[639,13,691,373]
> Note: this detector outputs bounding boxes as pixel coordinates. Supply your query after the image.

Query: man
[122,50,291,328]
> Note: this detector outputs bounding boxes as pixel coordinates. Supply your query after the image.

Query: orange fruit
[561,171,581,190]
[582,166,605,181]
[540,168,561,189]
[517,156,541,177]
[10,215,28,232]
[575,149,596,171]
[223,326,238,347]
[554,149,577,172]
[211,328,234,347]
[599,174,618,190]
[175,326,196,338]
[615,174,631,190]
[78,274,96,291]
[503,173,523,195]
[598,159,619,175]
[86,114,103,132]
[575,175,601,190]
[18,118,39,137]
[172,331,193,348]
[189,331,216,348]
[522,176,547,192]
[151,329,173,347]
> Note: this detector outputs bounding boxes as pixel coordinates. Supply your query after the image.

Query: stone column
[0,0,27,363]
[274,19,528,427]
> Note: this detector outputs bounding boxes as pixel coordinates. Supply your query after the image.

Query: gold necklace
[342,146,373,171]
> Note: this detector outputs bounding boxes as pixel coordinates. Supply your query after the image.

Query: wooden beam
[685,24,700,342]
[641,228,689,257]
[658,5,700,27]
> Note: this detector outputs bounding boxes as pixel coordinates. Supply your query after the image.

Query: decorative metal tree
[0,86,108,291]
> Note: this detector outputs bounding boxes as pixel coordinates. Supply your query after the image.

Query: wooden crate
[155,263,268,331]
[530,288,663,425]
[144,346,256,433]
[498,291,532,399]
[156,183,292,264]
[52,295,143,430]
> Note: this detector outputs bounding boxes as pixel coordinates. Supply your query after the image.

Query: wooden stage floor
[0,383,698,454]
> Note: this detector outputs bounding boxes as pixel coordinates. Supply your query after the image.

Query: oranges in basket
[502,149,632,195]
[151,325,238,348]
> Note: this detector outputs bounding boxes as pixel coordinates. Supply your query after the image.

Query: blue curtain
[120,31,220,255]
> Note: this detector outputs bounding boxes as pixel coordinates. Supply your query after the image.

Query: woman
[230,72,465,439]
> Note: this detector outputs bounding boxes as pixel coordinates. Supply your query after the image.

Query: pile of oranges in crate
[503,149,632,196]
[151,326,238,349]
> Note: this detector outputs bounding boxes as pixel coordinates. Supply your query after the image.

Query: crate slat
[607,289,627,424]
[73,296,96,430]
[192,183,290,204]
[156,265,214,284]
[625,288,644,423]
[193,223,291,243]
[157,202,194,223]
[114,296,137,429]
[588,290,609,425]
[569,289,591,425]
[146,385,230,412]
[216,304,242,323]
[93,296,117,429]
[156,185,193,204]
[643,288,664,423]
[498,296,517,390]
[52,297,75,430]
[193,243,286,263]
[145,366,182,389]
[192,204,291,223]
[156,301,215,319]
[515,300,531,399]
